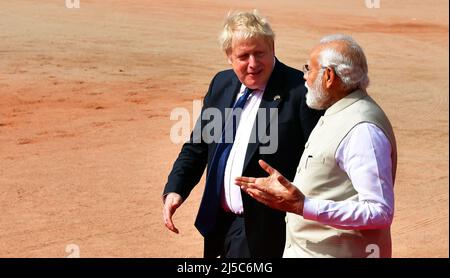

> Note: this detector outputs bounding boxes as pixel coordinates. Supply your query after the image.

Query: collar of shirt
[237,84,265,101]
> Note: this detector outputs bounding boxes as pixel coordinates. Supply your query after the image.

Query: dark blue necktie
[195,87,253,236]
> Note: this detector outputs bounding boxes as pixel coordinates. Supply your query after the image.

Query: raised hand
[235,159,305,215]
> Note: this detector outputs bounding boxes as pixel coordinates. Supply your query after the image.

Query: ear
[271,41,275,56]
[324,67,335,89]
[226,51,233,65]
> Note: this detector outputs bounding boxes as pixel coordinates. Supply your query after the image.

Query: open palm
[235,160,305,215]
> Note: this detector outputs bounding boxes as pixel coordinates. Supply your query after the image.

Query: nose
[249,55,258,68]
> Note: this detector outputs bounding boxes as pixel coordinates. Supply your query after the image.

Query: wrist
[295,191,305,216]
[298,198,305,216]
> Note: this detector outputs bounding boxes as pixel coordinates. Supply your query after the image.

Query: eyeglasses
[302,64,333,75]
[302,64,311,74]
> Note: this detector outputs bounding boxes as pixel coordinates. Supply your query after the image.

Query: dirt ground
[0,0,448,258]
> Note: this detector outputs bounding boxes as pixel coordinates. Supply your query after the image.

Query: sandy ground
[0,0,448,258]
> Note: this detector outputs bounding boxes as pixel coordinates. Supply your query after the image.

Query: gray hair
[318,34,369,90]
[219,10,275,54]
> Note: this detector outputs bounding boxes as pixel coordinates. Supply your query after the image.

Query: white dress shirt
[302,122,395,230]
[221,84,264,214]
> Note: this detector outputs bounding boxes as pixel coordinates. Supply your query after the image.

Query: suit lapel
[243,59,284,171]
[220,75,241,111]
[208,74,241,157]
[218,74,241,133]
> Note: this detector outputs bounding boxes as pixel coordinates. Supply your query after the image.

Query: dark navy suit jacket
[163,59,323,258]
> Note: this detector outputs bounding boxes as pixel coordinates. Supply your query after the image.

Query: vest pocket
[305,155,325,169]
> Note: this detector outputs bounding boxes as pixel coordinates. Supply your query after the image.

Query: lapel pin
[273,95,281,101]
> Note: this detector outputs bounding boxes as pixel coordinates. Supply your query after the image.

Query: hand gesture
[235,160,305,215]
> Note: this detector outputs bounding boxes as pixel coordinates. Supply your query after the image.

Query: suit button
[305,142,309,148]
[318,119,324,126]
[285,216,288,223]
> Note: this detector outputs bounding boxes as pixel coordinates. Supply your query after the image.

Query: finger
[235,178,256,188]
[277,174,291,188]
[245,181,270,193]
[245,187,266,202]
[171,225,179,234]
[235,176,256,183]
[163,205,173,228]
[258,160,277,175]
[167,216,179,234]
[258,160,274,175]
[163,203,179,234]
[242,185,262,195]
[235,180,250,188]
[245,187,276,202]
[246,188,276,208]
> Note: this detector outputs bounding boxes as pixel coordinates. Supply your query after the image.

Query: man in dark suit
[162,11,322,258]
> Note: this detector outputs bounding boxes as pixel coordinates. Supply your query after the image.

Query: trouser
[203,211,250,258]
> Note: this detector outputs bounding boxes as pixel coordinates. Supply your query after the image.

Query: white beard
[305,72,328,110]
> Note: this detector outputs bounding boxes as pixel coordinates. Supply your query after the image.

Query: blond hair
[219,10,275,54]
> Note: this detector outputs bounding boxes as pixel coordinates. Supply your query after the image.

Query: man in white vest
[235,34,397,258]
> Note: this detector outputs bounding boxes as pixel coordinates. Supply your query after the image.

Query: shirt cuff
[302,197,319,221]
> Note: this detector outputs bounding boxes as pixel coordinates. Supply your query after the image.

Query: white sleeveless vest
[284,90,397,258]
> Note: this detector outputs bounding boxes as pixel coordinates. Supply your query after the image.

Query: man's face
[227,36,275,90]
[304,47,330,110]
